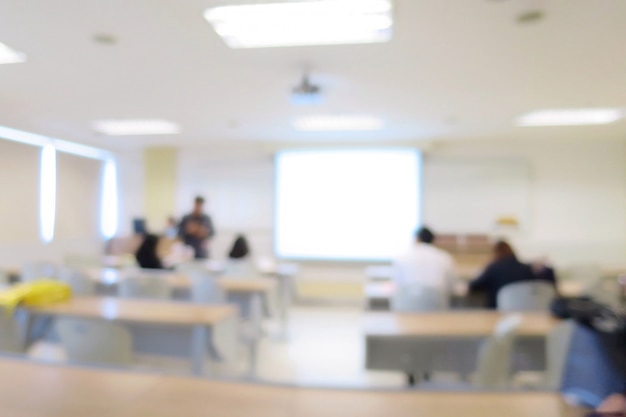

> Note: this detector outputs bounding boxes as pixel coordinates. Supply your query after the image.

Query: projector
[291,74,323,105]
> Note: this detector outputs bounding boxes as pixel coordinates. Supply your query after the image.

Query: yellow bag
[0,280,72,312]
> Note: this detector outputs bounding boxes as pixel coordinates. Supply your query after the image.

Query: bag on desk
[0,280,72,312]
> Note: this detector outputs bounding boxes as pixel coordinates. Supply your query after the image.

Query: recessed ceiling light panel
[0,42,26,64]
[204,0,393,48]
[516,108,624,126]
[92,119,180,136]
[293,115,384,131]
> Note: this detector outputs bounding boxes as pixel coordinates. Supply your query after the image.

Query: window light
[0,42,26,64]
[100,159,119,239]
[204,0,393,48]
[39,144,56,244]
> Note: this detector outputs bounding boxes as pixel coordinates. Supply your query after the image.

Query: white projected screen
[275,149,421,261]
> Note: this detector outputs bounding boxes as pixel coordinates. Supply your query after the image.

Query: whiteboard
[422,157,531,233]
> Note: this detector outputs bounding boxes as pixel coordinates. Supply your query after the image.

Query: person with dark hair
[417,227,435,244]
[468,240,541,309]
[178,196,215,259]
[228,235,250,260]
[135,234,164,269]
[225,234,253,276]
[392,226,456,304]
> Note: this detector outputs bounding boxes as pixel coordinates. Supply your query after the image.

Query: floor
[29,304,405,388]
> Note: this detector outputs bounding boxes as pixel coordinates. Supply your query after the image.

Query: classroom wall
[144,147,177,233]
[176,148,274,261]
[0,142,144,268]
[176,136,626,280]
[424,137,626,267]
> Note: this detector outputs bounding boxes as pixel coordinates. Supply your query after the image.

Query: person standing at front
[178,196,215,259]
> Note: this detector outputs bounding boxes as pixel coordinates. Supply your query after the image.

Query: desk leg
[277,275,291,340]
[191,325,209,377]
[19,311,54,350]
[248,292,263,378]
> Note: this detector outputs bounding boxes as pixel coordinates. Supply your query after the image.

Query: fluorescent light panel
[293,115,384,131]
[92,119,180,136]
[204,0,393,48]
[517,108,624,126]
[0,42,26,64]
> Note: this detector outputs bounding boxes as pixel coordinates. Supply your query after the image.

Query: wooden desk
[363,311,559,375]
[0,359,582,417]
[25,296,235,326]
[22,297,237,376]
[364,311,559,338]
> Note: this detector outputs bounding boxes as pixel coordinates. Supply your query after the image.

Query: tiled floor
[29,305,405,388]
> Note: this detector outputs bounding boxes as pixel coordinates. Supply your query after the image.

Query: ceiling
[0,0,625,151]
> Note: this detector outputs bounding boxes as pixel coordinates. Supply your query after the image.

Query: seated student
[226,234,252,276]
[469,240,549,309]
[229,235,250,260]
[392,227,456,309]
[135,234,165,270]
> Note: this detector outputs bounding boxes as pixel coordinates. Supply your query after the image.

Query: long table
[21,297,237,376]
[0,358,583,417]
[363,311,559,377]
[87,267,276,294]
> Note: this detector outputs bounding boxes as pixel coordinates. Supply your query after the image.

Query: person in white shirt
[392,227,456,387]
[391,227,456,311]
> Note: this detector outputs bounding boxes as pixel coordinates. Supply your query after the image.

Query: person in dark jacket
[469,240,540,309]
[135,234,164,270]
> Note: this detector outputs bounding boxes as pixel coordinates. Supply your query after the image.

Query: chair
[118,276,171,299]
[473,314,523,389]
[544,320,576,390]
[58,267,96,296]
[0,270,10,289]
[21,261,58,282]
[189,271,224,303]
[418,314,522,389]
[0,309,23,353]
[391,286,449,312]
[55,318,132,366]
[497,281,556,312]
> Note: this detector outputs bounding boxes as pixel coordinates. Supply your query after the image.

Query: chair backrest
[58,267,96,296]
[189,271,224,304]
[474,314,523,389]
[0,309,23,353]
[0,270,9,289]
[497,281,556,312]
[118,276,171,299]
[391,286,449,312]
[21,261,58,282]
[55,318,132,366]
[545,320,576,390]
